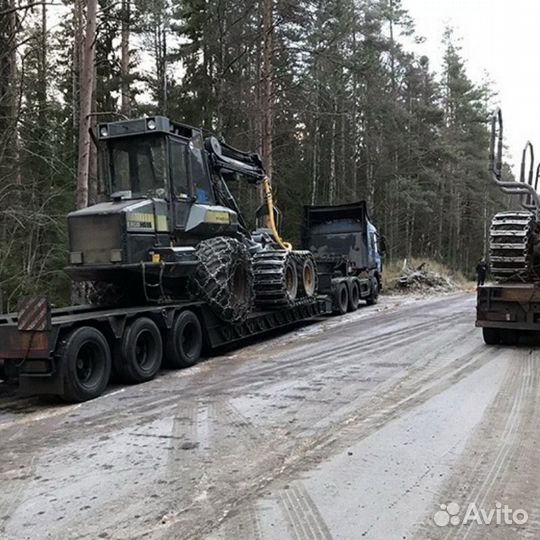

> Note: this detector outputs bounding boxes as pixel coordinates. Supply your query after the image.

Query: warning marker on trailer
[17,296,51,332]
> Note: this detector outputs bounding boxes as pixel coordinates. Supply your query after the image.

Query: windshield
[108,135,168,198]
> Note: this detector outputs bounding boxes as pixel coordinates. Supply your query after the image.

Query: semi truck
[0,115,384,402]
[476,109,540,344]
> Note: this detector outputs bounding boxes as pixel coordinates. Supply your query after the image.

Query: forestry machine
[66,116,317,323]
[488,109,540,282]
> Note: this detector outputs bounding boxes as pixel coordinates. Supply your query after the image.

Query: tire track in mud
[115,397,275,540]
[277,483,334,540]
[413,348,540,540]
[135,341,499,540]
[0,408,70,540]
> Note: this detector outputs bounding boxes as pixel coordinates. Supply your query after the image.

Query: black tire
[333,282,349,315]
[366,277,379,306]
[499,329,519,346]
[115,317,162,383]
[297,253,318,298]
[58,326,111,402]
[348,280,360,312]
[482,327,500,345]
[165,310,203,369]
[190,237,253,324]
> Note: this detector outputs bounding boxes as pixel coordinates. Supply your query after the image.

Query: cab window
[189,144,214,204]
[170,140,190,198]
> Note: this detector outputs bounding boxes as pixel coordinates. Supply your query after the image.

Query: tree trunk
[260,0,274,179]
[120,0,131,116]
[76,0,97,210]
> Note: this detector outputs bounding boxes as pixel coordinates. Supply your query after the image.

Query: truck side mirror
[379,235,387,256]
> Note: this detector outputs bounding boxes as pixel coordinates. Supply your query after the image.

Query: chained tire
[253,250,298,308]
[190,237,253,324]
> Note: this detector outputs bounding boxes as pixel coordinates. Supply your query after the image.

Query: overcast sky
[402,0,540,176]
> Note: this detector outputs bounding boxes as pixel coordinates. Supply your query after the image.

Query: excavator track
[489,211,536,281]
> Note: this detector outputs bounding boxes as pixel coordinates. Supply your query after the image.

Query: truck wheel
[366,277,379,306]
[348,280,360,312]
[482,327,500,345]
[499,329,519,346]
[190,237,253,324]
[333,282,349,315]
[165,310,203,369]
[115,317,162,383]
[58,326,111,402]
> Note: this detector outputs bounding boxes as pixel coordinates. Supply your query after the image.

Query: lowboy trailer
[0,296,331,401]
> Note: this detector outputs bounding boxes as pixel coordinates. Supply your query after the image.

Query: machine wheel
[115,317,162,383]
[190,237,253,324]
[58,326,111,402]
[348,280,360,312]
[165,310,203,369]
[499,329,519,346]
[482,327,500,345]
[333,282,349,315]
[253,250,298,307]
[366,277,379,306]
[296,252,318,298]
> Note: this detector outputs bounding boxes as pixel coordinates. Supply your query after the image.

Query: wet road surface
[1,293,539,540]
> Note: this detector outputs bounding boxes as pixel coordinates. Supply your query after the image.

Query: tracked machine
[477,109,540,344]
[0,116,383,401]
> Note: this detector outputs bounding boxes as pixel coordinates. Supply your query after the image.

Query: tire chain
[189,236,254,324]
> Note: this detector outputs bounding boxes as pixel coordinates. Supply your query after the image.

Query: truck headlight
[99,126,108,137]
[70,251,83,264]
[147,119,156,130]
[110,249,123,263]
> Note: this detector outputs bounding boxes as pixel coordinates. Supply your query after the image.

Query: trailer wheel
[482,327,500,345]
[59,326,111,402]
[115,317,162,383]
[348,280,360,312]
[165,310,203,369]
[333,282,349,315]
[366,277,379,306]
[499,329,519,346]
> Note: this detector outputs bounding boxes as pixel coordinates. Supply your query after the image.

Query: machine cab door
[169,138,192,230]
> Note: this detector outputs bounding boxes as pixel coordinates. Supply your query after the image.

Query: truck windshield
[108,135,168,198]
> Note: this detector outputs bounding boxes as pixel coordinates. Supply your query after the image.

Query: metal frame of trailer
[0,296,331,397]
[476,284,540,344]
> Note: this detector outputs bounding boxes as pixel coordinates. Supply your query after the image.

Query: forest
[0,0,512,310]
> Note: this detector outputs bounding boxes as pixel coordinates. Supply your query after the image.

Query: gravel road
[1,292,538,540]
